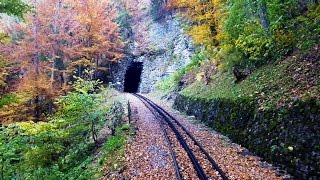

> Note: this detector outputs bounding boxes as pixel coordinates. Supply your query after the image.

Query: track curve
[133,93,229,180]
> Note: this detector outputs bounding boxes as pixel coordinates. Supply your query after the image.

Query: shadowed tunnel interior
[124,62,143,93]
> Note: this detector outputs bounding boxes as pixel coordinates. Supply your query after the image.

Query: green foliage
[235,32,273,64]
[216,44,243,70]
[104,128,125,153]
[56,70,106,146]
[0,94,17,109]
[294,4,320,50]
[116,7,133,41]
[0,73,120,179]
[156,70,184,94]
[156,49,205,94]
[0,0,30,18]
[100,123,133,172]
[220,0,319,68]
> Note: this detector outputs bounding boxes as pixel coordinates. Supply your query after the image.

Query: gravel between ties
[123,94,176,179]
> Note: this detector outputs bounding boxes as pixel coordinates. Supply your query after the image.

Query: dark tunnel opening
[124,62,143,93]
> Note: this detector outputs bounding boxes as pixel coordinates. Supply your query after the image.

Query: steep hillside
[151,1,320,178]
[171,46,320,178]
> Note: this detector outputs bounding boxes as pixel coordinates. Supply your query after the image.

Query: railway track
[133,93,229,180]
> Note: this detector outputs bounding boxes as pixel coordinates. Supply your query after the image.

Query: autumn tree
[34,0,80,88]
[71,0,124,78]
[0,0,124,122]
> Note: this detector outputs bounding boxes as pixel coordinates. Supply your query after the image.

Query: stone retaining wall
[173,94,320,178]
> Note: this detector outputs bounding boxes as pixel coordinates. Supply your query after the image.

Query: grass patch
[156,70,185,95]
[156,49,205,95]
[49,124,133,179]
[99,123,134,175]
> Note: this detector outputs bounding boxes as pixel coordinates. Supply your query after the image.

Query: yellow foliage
[0,56,8,88]
[19,121,58,136]
[274,29,296,48]
[0,93,33,125]
[188,25,213,46]
[196,72,205,81]
[0,33,10,44]
[173,0,227,52]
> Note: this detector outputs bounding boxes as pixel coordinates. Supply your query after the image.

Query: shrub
[294,4,320,50]
[0,94,17,109]
[156,49,206,94]
[0,72,113,179]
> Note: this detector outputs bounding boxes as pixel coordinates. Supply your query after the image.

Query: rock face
[111,15,194,93]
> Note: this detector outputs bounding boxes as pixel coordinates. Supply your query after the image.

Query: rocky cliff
[112,13,194,93]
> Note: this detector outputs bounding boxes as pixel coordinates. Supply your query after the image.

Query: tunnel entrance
[124,62,143,93]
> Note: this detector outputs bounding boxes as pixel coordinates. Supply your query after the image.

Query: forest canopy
[0,0,124,123]
[0,0,126,178]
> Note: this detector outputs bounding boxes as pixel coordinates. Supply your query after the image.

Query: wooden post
[127,101,131,124]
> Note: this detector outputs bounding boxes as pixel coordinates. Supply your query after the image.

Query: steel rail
[136,95,183,180]
[133,94,208,180]
[135,93,229,180]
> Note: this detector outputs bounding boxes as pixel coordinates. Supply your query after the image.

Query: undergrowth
[0,94,18,109]
[0,75,127,179]
[71,123,133,179]
[100,124,134,176]
[180,49,319,110]
[156,49,206,95]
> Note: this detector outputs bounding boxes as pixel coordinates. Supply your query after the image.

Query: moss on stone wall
[173,94,319,178]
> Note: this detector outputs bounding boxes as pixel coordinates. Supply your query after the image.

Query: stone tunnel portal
[124,62,143,93]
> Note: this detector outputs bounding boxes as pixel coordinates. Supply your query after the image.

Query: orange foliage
[0,0,124,123]
[72,0,124,62]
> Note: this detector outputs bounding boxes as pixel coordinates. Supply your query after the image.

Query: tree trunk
[91,121,98,145]
[33,0,41,122]
[78,65,81,77]
[51,0,62,87]
[50,56,55,84]
[59,72,64,87]
[95,55,99,79]
[33,0,39,75]
[63,71,67,87]
[128,101,131,124]
[34,95,40,122]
